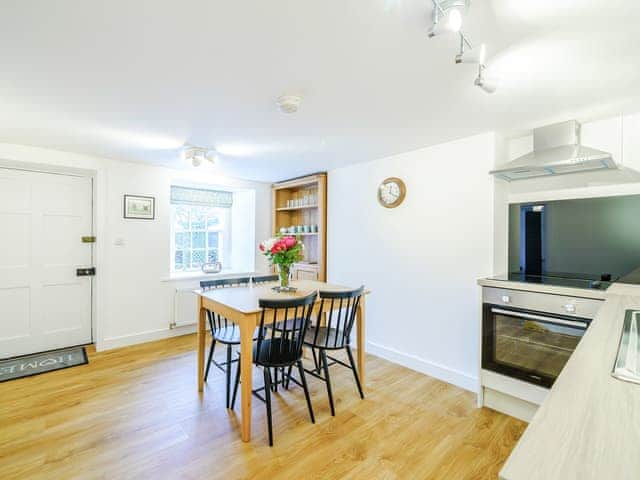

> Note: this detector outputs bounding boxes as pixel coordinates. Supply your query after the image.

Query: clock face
[378,177,406,208]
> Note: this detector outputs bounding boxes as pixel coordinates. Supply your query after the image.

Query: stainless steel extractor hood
[491,120,618,181]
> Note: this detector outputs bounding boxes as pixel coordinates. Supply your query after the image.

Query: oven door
[482,304,590,388]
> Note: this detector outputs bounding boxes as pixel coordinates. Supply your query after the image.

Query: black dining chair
[201,276,251,290]
[303,286,365,416]
[200,277,252,408]
[231,292,317,446]
[251,274,279,284]
[253,272,299,390]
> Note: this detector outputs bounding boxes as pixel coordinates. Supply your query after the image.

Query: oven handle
[490,308,589,329]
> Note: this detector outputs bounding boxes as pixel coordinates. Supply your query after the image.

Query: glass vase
[277,264,292,289]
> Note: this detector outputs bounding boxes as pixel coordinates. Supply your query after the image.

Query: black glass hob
[490,272,612,291]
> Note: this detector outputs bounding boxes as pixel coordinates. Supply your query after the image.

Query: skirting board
[98,324,197,351]
[366,341,478,392]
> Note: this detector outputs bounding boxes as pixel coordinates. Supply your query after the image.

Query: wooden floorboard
[0,335,526,479]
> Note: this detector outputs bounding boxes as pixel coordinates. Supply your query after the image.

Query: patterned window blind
[170,186,233,208]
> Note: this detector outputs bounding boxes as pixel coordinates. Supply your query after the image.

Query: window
[170,186,233,273]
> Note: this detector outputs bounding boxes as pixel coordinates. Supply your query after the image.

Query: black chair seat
[304,326,346,349]
[253,338,302,367]
[212,326,259,344]
[271,318,304,331]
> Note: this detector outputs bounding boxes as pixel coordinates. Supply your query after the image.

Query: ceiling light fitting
[428,0,470,39]
[277,94,302,114]
[182,146,218,167]
[428,0,497,94]
[474,64,497,94]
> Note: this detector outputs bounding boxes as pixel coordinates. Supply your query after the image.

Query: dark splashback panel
[508,194,640,281]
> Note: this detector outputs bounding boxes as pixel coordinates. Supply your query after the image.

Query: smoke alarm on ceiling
[277,95,302,114]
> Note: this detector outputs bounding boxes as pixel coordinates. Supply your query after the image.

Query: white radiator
[172,287,200,328]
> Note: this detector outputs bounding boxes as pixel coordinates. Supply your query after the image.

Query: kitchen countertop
[492,282,640,480]
[618,265,640,285]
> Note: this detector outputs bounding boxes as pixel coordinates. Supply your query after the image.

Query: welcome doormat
[0,346,88,382]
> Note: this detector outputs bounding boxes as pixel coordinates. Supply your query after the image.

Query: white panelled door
[0,168,93,358]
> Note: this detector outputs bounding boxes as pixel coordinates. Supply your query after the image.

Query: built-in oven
[482,288,597,388]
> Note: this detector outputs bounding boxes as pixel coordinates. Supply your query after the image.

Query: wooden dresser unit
[271,173,327,281]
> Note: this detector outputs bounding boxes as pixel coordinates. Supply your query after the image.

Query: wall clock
[377,177,406,208]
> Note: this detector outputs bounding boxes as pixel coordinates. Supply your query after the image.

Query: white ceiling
[1,0,639,181]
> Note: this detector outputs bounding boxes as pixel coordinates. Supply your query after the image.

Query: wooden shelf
[276,205,318,211]
[272,173,327,281]
[287,232,318,236]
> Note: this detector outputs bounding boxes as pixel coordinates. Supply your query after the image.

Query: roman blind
[170,186,233,208]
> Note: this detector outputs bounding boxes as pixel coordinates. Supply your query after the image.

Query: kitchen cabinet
[580,115,623,163]
[292,263,320,281]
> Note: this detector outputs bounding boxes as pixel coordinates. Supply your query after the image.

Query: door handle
[490,308,588,329]
[76,267,96,277]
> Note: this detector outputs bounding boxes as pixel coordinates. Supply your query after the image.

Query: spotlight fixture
[474,63,497,94]
[182,146,218,167]
[448,8,462,32]
[455,37,484,64]
[472,44,497,94]
[428,0,470,38]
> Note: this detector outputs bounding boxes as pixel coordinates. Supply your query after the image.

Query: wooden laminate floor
[0,335,526,480]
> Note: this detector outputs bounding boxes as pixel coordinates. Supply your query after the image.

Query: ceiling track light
[474,64,497,94]
[182,145,218,167]
[428,0,471,40]
[428,0,497,94]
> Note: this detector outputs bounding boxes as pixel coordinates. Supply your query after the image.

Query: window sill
[161,270,260,283]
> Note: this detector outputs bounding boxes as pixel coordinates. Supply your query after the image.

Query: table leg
[356,295,366,387]
[197,299,206,392]
[239,320,254,442]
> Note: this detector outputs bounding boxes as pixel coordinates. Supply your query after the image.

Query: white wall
[0,143,271,351]
[327,133,497,391]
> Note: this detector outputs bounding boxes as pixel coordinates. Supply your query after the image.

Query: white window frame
[169,201,233,274]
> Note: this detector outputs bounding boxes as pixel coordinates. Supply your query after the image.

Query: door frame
[0,159,101,348]
[519,204,546,275]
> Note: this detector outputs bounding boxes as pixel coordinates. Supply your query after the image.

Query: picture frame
[123,194,155,220]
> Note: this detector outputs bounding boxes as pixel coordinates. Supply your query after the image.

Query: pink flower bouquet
[258,236,304,288]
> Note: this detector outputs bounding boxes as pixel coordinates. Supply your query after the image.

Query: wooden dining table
[195,279,368,442]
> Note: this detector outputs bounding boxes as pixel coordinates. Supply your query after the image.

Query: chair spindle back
[312,286,365,349]
[252,274,279,284]
[199,277,250,333]
[255,292,317,366]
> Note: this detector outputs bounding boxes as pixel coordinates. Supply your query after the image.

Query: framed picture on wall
[123,194,155,220]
